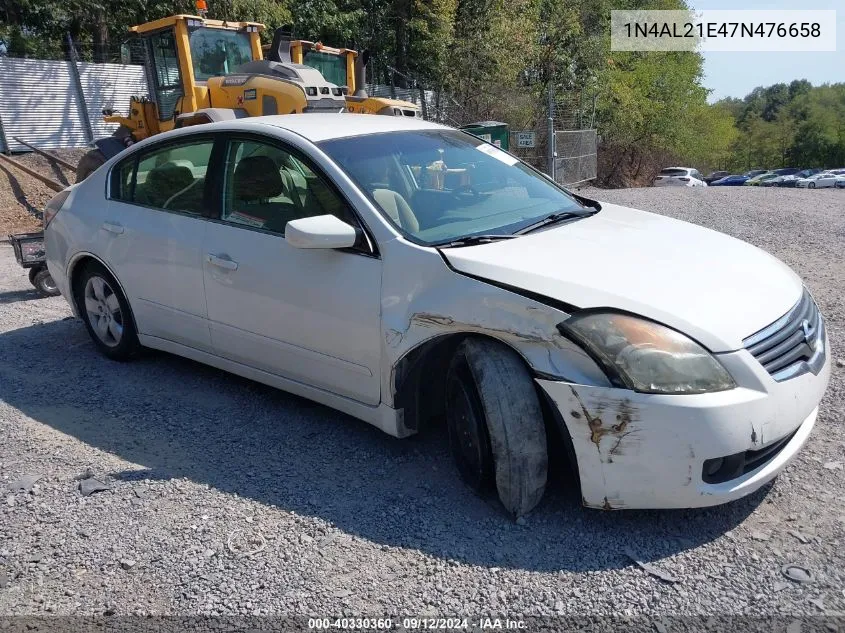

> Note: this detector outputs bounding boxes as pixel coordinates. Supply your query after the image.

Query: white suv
[653,167,707,187]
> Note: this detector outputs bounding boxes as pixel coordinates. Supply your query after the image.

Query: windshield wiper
[435,234,518,248]
[515,209,597,235]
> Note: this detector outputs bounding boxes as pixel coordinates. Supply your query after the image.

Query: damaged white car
[45,115,830,517]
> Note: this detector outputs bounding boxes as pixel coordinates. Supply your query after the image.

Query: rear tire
[32,268,59,296]
[446,338,548,518]
[75,149,107,183]
[809,182,816,189]
[73,262,139,360]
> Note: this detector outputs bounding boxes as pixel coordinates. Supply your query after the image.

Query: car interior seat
[138,162,196,210]
[371,188,419,233]
[230,155,304,232]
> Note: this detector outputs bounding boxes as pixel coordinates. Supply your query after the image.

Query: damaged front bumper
[536,342,831,510]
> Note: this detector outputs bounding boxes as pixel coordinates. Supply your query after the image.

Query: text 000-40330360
[610,10,836,52]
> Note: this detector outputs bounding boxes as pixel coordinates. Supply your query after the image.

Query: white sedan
[796,172,837,188]
[652,167,707,187]
[44,115,829,516]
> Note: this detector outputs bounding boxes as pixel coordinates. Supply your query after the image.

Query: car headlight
[558,312,735,394]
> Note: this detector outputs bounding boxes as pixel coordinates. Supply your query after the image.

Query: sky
[693,0,844,102]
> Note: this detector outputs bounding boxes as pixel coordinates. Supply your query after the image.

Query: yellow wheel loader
[77,14,417,181]
[265,32,420,118]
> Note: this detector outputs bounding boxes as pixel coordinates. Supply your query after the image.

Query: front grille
[743,290,822,380]
[702,430,797,484]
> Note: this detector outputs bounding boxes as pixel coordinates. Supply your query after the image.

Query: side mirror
[285,214,358,250]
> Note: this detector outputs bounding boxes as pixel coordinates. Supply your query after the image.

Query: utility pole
[66,32,94,144]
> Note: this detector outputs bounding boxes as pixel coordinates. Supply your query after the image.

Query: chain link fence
[508,127,597,186]
[555,129,598,186]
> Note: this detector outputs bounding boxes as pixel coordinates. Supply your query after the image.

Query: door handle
[101,222,124,235]
[206,253,239,271]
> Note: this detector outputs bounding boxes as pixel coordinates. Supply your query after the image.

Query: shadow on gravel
[0,164,44,223]
[0,319,763,573]
[0,288,46,304]
[0,288,47,304]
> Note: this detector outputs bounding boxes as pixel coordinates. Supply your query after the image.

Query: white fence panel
[0,58,81,152]
[78,61,148,140]
[0,57,147,153]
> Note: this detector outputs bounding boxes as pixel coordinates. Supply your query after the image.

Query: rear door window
[111,139,214,215]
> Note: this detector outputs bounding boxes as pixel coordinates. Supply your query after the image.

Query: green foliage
[718,81,845,171]
[2,0,841,177]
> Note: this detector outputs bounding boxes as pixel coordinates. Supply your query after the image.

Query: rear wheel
[32,268,59,296]
[74,262,139,360]
[75,149,106,183]
[445,338,548,518]
[809,182,816,189]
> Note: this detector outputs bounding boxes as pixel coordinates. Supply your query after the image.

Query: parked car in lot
[744,169,768,178]
[761,167,801,187]
[704,170,729,184]
[797,172,838,188]
[44,115,830,515]
[776,168,823,187]
[710,174,749,186]
[653,167,707,187]
[745,172,779,186]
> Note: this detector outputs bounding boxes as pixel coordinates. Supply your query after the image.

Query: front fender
[379,239,611,407]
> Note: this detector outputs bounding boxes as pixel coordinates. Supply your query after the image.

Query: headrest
[145,163,194,196]
[234,155,284,201]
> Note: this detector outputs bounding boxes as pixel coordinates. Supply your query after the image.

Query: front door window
[221,138,354,234]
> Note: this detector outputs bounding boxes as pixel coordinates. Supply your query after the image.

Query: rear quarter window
[110,156,136,202]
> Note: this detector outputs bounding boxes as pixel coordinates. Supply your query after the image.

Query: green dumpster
[460,121,510,150]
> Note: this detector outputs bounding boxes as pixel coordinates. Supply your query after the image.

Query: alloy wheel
[83,276,124,347]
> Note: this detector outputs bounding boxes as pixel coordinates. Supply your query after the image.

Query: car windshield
[189,27,254,81]
[319,129,587,245]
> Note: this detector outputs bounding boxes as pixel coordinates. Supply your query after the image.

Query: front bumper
[537,335,830,510]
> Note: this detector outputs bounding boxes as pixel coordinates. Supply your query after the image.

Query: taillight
[44,188,71,228]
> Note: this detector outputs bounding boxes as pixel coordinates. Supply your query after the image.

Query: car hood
[441,202,802,352]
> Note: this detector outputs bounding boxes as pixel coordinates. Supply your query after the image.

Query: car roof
[255,113,447,142]
[662,167,692,171]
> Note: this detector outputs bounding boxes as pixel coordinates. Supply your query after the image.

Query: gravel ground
[0,186,844,622]
[0,150,85,235]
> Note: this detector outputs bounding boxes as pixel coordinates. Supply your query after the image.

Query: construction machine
[264,31,421,118]
[77,13,416,180]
